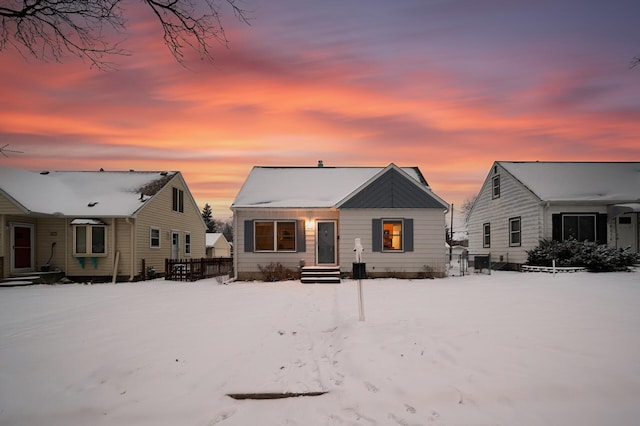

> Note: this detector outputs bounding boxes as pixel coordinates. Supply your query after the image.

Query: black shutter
[596,214,607,245]
[552,214,561,241]
[404,218,414,252]
[296,220,306,252]
[244,220,254,252]
[372,219,382,252]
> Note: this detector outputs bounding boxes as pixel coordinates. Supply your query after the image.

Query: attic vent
[318,160,324,168]
[88,201,98,207]
[129,169,135,172]
[160,171,168,176]
[40,171,49,175]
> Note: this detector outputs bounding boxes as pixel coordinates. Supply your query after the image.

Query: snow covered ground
[1,270,639,426]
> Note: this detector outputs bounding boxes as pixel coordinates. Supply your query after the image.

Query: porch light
[305,220,314,230]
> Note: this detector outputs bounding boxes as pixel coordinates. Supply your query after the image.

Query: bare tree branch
[631,55,640,69]
[0,0,250,69]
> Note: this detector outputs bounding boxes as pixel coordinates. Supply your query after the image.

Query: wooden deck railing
[165,257,232,282]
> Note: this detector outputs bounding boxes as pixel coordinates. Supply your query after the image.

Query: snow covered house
[467,161,640,269]
[0,165,206,282]
[231,162,449,281]
[206,233,232,258]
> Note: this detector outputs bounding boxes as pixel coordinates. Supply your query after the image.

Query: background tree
[214,218,233,243]
[0,0,250,69]
[460,194,477,227]
[201,203,215,233]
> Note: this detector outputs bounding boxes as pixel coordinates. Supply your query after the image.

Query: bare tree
[0,0,250,69]
[460,194,477,226]
[632,56,640,69]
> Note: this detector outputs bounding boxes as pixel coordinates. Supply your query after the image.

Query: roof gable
[499,161,640,202]
[231,164,431,209]
[0,166,178,217]
[338,165,448,209]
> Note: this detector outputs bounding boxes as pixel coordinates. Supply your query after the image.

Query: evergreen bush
[526,239,638,272]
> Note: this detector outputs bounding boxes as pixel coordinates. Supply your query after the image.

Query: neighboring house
[206,233,232,258]
[231,162,449,280]
[0,166,206,281]
[468,161,640,268]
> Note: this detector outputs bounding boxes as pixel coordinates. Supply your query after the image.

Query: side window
[492,175,500,199]
[509,217,521,247]
[483,223,491,248]
[150,227,160,248]
[185,233,191,256]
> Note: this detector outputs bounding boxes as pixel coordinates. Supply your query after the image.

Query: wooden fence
[165,257,232,282]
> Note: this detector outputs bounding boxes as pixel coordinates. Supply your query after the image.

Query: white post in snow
[552,259,556,276]
[354,238,365,321]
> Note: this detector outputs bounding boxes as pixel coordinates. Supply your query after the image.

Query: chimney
[317,160,324,168]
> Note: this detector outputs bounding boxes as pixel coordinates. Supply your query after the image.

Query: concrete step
[301,266,341,284]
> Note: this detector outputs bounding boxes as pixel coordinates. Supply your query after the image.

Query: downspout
[0,214,5,277]
[126,217,135,281]
[543,202,550,241]
[232,210,238,280]
[64,218,69,275]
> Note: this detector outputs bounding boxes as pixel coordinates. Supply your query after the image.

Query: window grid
[509,217,521,247]
[150,227,160,248]
[483,223,491,248]
[492,175,500,199]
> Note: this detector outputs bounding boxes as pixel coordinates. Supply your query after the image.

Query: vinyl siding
[234,208,338,279]
[339,208,447,277]
[135,174,206,274]
[468,163,542,265]
[0,192,24,215]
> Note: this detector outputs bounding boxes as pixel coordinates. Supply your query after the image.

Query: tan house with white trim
[0,166,206,282]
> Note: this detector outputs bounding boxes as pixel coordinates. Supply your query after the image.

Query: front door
[171,231,180,259]
[11,223,34,272]
[317,221,336,265]
[616,214,638,252]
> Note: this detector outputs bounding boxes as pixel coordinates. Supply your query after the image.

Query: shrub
[258,262,297,281]
[527,239,639,272]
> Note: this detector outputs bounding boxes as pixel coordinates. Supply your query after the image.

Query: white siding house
[468,161,640,269]
[231,163,449,280]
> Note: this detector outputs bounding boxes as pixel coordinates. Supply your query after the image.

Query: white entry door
[616,214,638,252]
[171,231,180,259]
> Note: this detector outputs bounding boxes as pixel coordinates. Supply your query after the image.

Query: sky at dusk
[1,0,639,230]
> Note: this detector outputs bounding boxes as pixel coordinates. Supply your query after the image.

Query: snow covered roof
[206,233,226,247]
[499,162,640,202]
[0,166,178,217]
[231,164,429,209]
